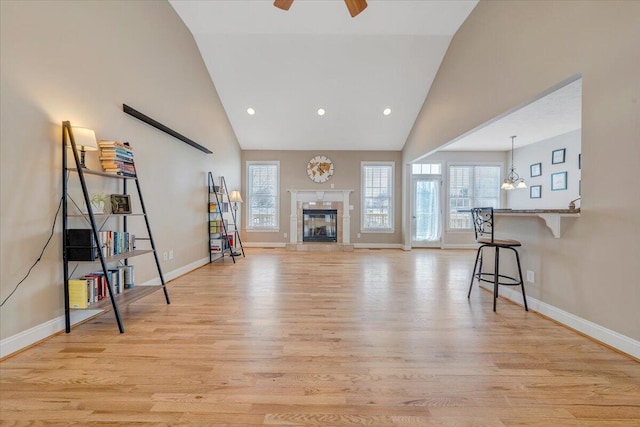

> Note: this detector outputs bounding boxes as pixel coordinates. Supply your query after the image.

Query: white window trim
[360,161,395,233]
[246,160,280,232]
[446,162,503,232]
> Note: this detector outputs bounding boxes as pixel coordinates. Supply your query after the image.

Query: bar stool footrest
[475,272,522,287]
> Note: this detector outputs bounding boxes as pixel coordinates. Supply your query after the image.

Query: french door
[411,176,442,247]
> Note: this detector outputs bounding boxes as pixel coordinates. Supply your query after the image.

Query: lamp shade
[229,190,243,203]
[69,127,98,151]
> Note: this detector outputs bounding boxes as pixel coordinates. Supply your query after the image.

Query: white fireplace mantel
[287,189,353,244]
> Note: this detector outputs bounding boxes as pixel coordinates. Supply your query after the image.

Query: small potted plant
[90,193,108,214]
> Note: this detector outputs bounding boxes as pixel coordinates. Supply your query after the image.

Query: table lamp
[69,127,98,167]
[229,190,243,211]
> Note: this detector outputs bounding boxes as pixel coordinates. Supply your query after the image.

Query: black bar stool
[467,207,528,312]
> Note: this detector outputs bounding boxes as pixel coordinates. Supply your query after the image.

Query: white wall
[403,1,640,346]
[508,130,581,209]
[0,0,241,353]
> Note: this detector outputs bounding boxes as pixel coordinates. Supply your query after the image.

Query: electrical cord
[0,196,64,307]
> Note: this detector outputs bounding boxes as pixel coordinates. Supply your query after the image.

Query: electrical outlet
[169,250,173,260]
[357,233,361,238]
[284,232,287,238]
[526,270,535,283]
[163,251,168,261]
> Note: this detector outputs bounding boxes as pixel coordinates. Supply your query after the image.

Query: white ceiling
[169,0,479,151]
[441,77,582,151]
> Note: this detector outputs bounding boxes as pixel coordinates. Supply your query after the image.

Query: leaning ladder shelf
[62,121,170,333]
[208,172,244,263]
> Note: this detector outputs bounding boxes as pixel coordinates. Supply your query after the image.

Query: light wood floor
[1,248,639,426]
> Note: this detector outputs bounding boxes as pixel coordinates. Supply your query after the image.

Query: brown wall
[241,150,403,246]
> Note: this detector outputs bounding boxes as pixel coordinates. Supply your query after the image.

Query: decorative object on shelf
[530,162,542,177]
[90,193,108,213]
[229,190,243,212]
[306,155,334,183]
[551,171,568,191]
[530,185,542,199]
[110,194,131,214]
[569,197,581,210]
[552,148,566,164]
[501,136,527,190]
[67,126,97,167]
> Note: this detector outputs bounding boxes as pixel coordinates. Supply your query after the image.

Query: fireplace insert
[302,209,337,242]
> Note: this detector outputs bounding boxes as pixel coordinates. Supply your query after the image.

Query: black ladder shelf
[62,121,170,333]
[208,172,245,263]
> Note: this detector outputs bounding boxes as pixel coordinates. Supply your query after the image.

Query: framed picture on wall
[579,153,581,169]
[552,148,566,164]
[551,172,568,191]
[530,185,542,199]
[530,163,542,177]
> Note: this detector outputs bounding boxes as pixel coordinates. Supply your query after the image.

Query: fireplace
[303,209,337,242]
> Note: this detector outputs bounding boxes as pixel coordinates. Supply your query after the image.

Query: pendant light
[501,135,527,190]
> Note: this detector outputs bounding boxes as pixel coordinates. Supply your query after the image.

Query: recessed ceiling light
[247,107,255,115]
[383,108,392,116]
[317,108,326,116]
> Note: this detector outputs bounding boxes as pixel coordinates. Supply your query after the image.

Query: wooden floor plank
[1,248,638,425]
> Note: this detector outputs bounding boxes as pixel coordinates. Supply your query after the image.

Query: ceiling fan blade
[344,0,367,17]
[273,0,294,11]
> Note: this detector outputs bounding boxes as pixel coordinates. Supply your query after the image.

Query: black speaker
[66,229,96,247]
[67,246,99,261]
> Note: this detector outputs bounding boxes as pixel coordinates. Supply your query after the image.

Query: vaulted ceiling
[169,0,479,151]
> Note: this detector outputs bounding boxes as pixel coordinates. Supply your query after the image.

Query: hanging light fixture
[501,135,527,190]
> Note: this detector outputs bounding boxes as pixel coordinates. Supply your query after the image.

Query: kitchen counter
[494,208,580,238]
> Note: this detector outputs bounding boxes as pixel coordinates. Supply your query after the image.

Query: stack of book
[67,265,134,308]
[209,219,227,238]
[99,141,136,176]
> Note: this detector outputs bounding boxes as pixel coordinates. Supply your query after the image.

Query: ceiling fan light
[383,108,391,116]
[317,108,325,116]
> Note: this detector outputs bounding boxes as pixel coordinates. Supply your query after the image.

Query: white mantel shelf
[494,208,581,238]
[287,189,354,244]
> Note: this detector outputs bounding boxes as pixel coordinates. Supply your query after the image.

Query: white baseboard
[242,242,287,248]
[352,243,403,249]
[1,257,209,359]
[138,257,209,286]
[479,283,640,359]
[1,309,101,359]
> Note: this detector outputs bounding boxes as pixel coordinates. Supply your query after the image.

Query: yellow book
[68,279,88,309]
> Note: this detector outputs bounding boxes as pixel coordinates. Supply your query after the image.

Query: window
[361,162,394,232]
[247,161,279,231]
[412,163,442,175]
[448,165,501,230]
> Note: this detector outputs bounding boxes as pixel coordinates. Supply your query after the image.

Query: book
[122,265,134,289]
[68,279,89,309]
[99,140,135,175]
